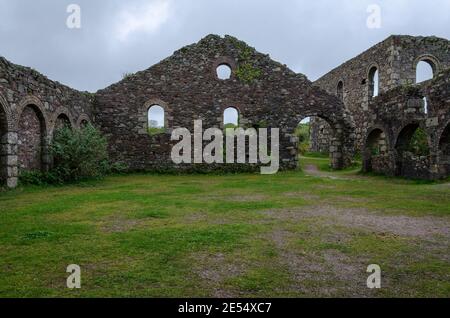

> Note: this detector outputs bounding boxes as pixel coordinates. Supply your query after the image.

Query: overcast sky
[0,0,449,93]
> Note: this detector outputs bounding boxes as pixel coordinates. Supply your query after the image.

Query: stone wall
[310,117,331,153]
[95,35,355,173]
[314,35,450,153]
[362,68,450,179]
[2,34,448,187]
[0,56,94,187]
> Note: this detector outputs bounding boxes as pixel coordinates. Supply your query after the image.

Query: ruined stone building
[1,34,449,188]
[313,35,450,179]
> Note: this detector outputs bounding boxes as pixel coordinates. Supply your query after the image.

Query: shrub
[408,128,430,156]
[50,124,109,182]
[19,171,61,186]
[148,127,166,136]
[295,123,311,155]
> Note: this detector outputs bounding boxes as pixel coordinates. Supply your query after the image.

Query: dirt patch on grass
[265,228,373,297]
[304,165,342,180]
[200,194,268,203]
[190,252,247,298]
[283,192,321,201]
[99,215,145,233]
[260,206,450,241]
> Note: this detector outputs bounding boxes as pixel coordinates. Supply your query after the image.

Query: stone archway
[394,123,431,178]
[18,104,47,173]
[363,127,389,174]
[55,114,72,131]
[76,114,91,129]
[283,107,355,171]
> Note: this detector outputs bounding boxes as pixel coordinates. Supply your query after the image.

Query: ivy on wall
[231,38,262,84]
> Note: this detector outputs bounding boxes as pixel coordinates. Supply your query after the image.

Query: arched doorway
[363,128,388,173]
[395,123,430,178]
[18,105,46,173]
[55,114,72,131]
[295,115,345,170]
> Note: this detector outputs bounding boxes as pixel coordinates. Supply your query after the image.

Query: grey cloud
[0,0,449,92]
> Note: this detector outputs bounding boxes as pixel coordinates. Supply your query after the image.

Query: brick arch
[413,54,441,76]
[16,96,48,132]
[365,125,391,149]
[393,121,430,149]
[17,100,48,173]
[76,113,91,128]
[394,121,432,178]
[50,107,76,136]
[217,100,245,129]
[212,56,237,80]
[363,126,391,174]
[278,89,356,170]
[0,94,13,131]
[142,98,171,133]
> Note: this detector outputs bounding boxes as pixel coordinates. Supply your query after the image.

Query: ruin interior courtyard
[0,29,449,299]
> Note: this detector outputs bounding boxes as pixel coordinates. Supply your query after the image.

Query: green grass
[0,155,449,297]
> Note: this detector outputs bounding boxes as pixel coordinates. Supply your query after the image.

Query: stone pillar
[5,132,18,188]
[329,137,343,170]
[42,135,52,172]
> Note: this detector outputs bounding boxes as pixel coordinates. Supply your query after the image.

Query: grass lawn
[0,156,449,298]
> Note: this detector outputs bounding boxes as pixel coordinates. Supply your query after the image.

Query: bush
[19,170,54,186]
[295,123,311,155]
[408,128,430,156]
[50,124,109,182]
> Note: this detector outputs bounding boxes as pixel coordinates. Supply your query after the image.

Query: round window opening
[216,64,232,80]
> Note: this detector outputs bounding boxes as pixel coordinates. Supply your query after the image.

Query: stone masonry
[0,56,94,188]
[314,36,450,150]
[314,35,450,179]
[1,34,449,188]
[94,35,355,173]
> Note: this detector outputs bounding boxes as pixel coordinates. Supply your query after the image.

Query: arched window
[148,105,165,135]
[337,81,344,101]
[223,107,239,128]
[416,60,434,83]
[216,64,232,80]
[368,67,379,98]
